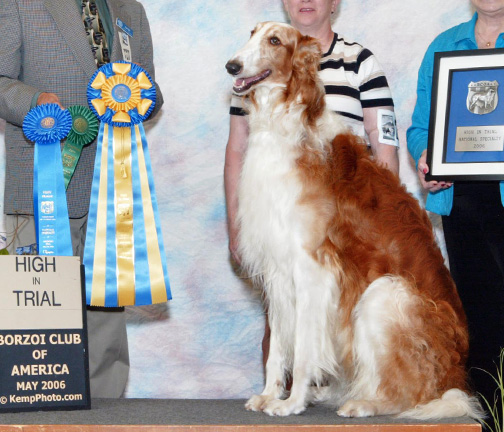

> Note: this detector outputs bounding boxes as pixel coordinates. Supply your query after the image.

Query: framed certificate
[426,49,504,181]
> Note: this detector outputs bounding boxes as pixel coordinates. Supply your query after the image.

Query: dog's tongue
[233,70,272,93]
[236,76,256,87]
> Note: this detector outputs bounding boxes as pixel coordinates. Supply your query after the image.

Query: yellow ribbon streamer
[113,126,136,306]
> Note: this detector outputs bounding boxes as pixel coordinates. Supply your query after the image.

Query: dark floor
[0,399,480,426]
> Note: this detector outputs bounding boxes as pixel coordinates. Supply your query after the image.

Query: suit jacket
[0,0,164,218]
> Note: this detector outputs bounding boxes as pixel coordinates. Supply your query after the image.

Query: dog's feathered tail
[398,389,484,421]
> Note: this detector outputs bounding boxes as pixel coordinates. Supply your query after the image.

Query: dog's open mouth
[233,70,272,93]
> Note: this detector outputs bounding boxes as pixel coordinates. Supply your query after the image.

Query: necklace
[476,30,493,48]
[475,24,497,49]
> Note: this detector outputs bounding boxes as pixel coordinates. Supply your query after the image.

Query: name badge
[118,31,132,62]
[116,18,133,37]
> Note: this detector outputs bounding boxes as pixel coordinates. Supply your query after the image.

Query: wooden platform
[0,399,481,432]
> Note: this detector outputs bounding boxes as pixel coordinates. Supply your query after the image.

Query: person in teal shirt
[408,0,504,418]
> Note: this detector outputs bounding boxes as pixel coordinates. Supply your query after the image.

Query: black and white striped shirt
[230,33,395,144]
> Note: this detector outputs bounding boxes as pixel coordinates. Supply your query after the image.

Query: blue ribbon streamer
[23,104,73,256]
[138,124,171,298]
[83,123,104,304]
[130,125,151,304]
[35,142,72,256]
[83,123,119,307]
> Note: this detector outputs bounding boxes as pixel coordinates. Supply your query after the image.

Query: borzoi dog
[225,22,482,420]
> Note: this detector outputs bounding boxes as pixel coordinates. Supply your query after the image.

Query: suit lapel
[44,0,97,78]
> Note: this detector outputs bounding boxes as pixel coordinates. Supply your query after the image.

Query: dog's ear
[293,35,322,78]
[287,34,325,126]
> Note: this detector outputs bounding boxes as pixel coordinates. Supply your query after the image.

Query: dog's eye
[270,36,281,46]
[250,30,255,38]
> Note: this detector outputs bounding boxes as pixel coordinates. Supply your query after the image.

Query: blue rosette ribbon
[23,104,73,256]
[83,61,171,307]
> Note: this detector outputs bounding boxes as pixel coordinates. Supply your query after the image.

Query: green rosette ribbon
[62,106,99,189]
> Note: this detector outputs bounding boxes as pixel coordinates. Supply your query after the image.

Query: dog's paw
[337,400,377,418]
[245,394,273,412]
[263,398,306,417]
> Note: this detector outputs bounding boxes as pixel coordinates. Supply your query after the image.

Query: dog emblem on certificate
[467,80,498,115]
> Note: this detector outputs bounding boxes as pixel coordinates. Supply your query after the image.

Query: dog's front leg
[263,258,333,416]
[245,315,287,412]
[262,311,311,416]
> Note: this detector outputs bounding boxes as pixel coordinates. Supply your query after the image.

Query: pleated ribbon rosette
[84,61,171,307]
[23,104,73,256]
[62,106,99,189]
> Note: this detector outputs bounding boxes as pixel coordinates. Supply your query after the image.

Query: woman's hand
[417,150,452,192]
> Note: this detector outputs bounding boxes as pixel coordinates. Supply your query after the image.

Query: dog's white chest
[238,132,304,266]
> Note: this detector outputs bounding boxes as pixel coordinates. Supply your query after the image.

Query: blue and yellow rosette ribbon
[23,104,73,256]
[84,61,171,307]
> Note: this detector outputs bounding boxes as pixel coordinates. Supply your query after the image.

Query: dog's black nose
[226,61,242,76]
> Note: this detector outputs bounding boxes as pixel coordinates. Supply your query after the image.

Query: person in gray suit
[0,0,164,397]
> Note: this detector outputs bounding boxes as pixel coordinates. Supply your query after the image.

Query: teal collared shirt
[407,13,504,215]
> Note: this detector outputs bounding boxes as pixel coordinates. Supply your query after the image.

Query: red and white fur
[226,22,483,419]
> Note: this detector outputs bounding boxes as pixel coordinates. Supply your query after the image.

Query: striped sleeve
[356,49,394,108]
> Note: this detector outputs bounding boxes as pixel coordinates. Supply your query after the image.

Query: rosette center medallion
[40,117,56,129]
[102,76,140,113]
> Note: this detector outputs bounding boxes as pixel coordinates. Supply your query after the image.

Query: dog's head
[225,22,322,96]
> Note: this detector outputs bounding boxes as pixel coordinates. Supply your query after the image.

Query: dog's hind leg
[337,276,413,418]
[262,256,337,416]
[339,275,480,420]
